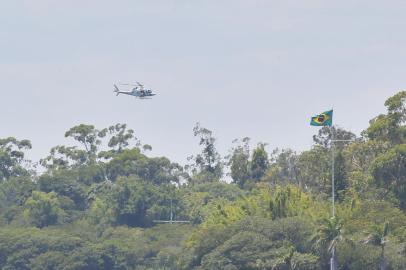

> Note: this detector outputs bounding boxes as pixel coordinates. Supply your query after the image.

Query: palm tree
[313,217,344,270]
[271,246,296,270]
[363,221,389,270]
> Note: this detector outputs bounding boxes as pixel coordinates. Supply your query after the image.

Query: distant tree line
[0,91,406,269]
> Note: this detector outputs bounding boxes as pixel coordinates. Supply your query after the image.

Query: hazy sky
[1,0,405,165]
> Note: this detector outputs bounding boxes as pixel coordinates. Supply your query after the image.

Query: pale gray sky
[1,0,405,165]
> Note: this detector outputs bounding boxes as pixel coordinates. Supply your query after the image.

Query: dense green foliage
[1,91,406,269]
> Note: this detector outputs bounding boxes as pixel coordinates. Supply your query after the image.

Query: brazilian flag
[310,110,333,126]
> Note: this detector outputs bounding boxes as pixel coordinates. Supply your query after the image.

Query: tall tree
[188,123,223,182]
[313,126,356,149]
[40,145,87,169]
[228,137,251,188]
[105,148,184,184]
[296,146,330,193]
[106,123,136,153]
[266,149,301,187]
[64,124,107,164]
[250,143,269,181]
[0,137,32,181]
[366,91,406,144]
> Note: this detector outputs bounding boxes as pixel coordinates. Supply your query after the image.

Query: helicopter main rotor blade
[119,83,138,86]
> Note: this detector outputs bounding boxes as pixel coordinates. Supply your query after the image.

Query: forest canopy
[1,92,406,269]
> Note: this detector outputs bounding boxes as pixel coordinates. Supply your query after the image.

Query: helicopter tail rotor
[113,84,120,96]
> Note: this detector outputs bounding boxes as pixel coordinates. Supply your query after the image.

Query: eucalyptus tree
[41,124,107,169]
[40,145,87,169]
[266,148,302,188]
[295,146,330,194]
[105,147,185,184]
[250,143,269,181]
[0,137,32,180]
[106,123,136,153]
[64,124,107,164]
[313,126,356,149]
[227,137,251,188]
[366,91,406,144]
[188,123,223,182]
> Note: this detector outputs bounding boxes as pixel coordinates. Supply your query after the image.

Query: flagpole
[330,114,336,270]
[331,126,335,218]
[331,136,353,270]
[311,109,354,270]
[330,125,337,270]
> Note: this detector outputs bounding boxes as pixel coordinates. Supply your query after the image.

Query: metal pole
[330,247,336,270]
[330,126,335,218]
[332,137,335,218]
[170,198,173,224]
[331,126,336,270]
[330,136,353,270]
[153,195,190,224]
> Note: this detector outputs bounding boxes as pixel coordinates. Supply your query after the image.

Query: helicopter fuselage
[117,90,155,97]
[114,84,155,98]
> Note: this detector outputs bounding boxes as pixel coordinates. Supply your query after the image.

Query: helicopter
[113,82,156,99]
